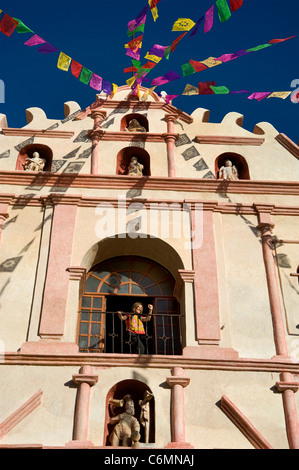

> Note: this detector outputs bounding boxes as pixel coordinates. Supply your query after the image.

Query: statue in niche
[24,151,46,172]
[139,390,154,444]
[219,160,239,180]
[128,156,144,176]
[125,118,146,133]
[109,394,141,447]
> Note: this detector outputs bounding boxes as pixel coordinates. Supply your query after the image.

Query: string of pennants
[0,1,297,105]
[0,8,118,95]
[124,0,245,93]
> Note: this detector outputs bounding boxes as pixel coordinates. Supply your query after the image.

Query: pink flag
[248,92,271,101]
[90,74,102,91]
[204,5,214,33]
[24,34,47,46]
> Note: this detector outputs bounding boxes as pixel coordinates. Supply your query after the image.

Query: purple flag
[37,43,59,54]
[151,76,169,86]
[189,16,204,38]
[24,34,47,46]
[126,48,140,60]
[90,74,102,91]
[102,80,112,94]
[148,44,168,58]
[204,5,214,33]
[229,90,250,94]
[128,5,148,31]
[163,71,181,81]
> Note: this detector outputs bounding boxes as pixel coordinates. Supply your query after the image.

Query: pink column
[66,365,98,448]
[256,208,288,356]
[39,196,80,342]
[90,110,106,175]
[163,114,178,177]
[255,206,299,449]
[165,367,193,448]
[192,207,220,345]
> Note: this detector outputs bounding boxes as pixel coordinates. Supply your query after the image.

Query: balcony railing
[78,311,183,356]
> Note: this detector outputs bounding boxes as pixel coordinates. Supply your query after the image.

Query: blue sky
[0,0,298,143]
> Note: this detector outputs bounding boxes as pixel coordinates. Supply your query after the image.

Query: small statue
[125,118,146,133]
[109,395,141,447]
[219,160,239,180]
[139,390,154,443]
[24,151,46,172]
[128,156,144,177]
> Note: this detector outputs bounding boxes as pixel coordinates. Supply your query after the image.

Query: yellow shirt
[126,315,146,334]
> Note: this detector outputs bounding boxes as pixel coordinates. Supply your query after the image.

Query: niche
[120,113,149,132]
[16,144,53,172]
[116,147,151,176]
[215,152,250,180]
[104,379,155,447]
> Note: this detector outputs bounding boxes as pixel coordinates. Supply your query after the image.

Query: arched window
[215,152,250,180]
[116,146,151,176]
[77,256,182,355]
[15,144,53,171]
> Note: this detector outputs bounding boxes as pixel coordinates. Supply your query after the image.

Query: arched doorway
[77,256,182,355]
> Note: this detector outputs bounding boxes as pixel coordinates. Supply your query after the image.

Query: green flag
[13,18,33,33]
[127,23,145,36]
[79,67,93,85]
[216,0,232,22]
[246,43,272,52]
[210,85,230,94]
[181,63,196,76]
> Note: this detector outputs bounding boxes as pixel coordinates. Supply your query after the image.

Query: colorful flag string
[0,9,118,96]
[148,34,297,87]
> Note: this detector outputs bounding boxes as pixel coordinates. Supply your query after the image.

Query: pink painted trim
[195,135,264,146]
[1,171,299,195]
[39,203,78,338]
[191,209,220,344]
[276,133,299,159]
[72,366,98,442]
[220,395,273,449]
[0,390,42,440]
[1,128,74,139]
[3,352,299,373]
[88,129,179,143]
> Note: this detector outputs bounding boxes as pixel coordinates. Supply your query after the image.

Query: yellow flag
[141,86,156,101]
[200,57,222,68]
[57,52,72,72]
[172,18,196,31]
[267,91,291,99]
[182,84,198,95]
[144,52,162,63]
[151,6,158,21]
[126,76,136,87]
[111,83,118,97]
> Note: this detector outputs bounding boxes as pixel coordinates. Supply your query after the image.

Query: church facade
[0,85,298,449]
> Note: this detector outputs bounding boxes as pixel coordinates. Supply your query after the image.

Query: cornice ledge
[1,127,74,139]
[195,135,265,146]
[88,129,177,142]
[275,133,299,159]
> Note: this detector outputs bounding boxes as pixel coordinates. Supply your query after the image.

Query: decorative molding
[276,133,299,159]
[2,193,299,217]
[195,135,265,146]
[1,171,299,195]
[174,269,195,301]
[220,395,273,449]
[72,374,98,387]
[4,351,299,373]
[88,129,179,143]
[1,128,74,139]
[275,381,299,393]
[0,390,42,440]
[75,100,193,123]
